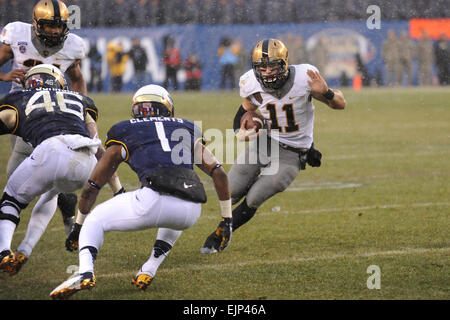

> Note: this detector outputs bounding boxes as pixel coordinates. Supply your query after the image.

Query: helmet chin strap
[31,26,64,56]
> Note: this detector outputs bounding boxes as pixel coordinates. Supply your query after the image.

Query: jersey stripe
[106,139,129,161]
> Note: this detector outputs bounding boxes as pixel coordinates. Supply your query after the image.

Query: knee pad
[0,192,28,225]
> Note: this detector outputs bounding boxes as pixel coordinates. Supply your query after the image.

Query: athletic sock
[232,198,257,232]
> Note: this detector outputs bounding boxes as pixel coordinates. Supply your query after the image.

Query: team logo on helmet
[24,64,67,90]
[131,85,175,118]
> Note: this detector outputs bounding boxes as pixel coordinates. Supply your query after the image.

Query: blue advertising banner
[1,21,410,94]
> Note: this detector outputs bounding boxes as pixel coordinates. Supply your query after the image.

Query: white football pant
[0,135,98,253]
[78,187,202,275]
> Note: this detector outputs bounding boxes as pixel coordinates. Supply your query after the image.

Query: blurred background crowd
[0,0,448,93]
[1,0,449,27]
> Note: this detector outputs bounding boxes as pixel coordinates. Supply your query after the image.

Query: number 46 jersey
[0,88,98,147]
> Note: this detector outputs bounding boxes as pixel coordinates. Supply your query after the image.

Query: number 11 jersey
[239,64,319,149]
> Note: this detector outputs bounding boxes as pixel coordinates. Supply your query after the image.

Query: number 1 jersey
[105,118,203,186]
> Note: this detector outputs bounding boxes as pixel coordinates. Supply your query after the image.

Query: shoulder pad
[239,69,262,98]
[64,34,86,60]
[1,22,30,45]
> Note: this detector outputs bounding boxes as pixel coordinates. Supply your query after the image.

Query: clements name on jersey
[130,117,184,124]
[22,87,73,93]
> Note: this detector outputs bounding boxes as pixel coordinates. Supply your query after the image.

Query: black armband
[209,163,222,176]
[233,105,247,132]
[88,179,101,190]
[322,89,335,100]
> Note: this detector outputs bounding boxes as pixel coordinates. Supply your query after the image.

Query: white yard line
[258,201,450,216]
[14,202,449,234]
[100,247,450,279]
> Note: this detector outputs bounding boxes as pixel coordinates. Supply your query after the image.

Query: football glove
[216,217,232,251]
[65,223,82,252]
[306,144,322,167]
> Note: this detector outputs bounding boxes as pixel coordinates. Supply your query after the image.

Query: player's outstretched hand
[65,223,82,252]
[306,69,328,95]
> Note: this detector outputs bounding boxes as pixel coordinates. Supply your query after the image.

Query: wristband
[209,163,222,176]
[75,209,87,225]
[322,89,335,100]
[219,199,232,218]
[88,179,101,190]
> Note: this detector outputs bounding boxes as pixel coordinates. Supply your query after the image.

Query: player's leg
[6,137,33,178]
[8,191,59,275]
[7,137,77,236]
[57,193,77,235]
[51,187,201,298]
[132,228,182,290]
[233,147,300,231]
[200,142,262,254]
[0,143,55,271]
[228,143,262,205]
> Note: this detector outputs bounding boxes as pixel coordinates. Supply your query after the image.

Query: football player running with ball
[201,38,346,254]
[50,85,232,300]
[0,0,124,273]
[0,64,102,274]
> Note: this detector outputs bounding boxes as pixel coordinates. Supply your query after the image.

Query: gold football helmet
[252,39,289,89]
[24,64,67,90]
[32,0,69,47]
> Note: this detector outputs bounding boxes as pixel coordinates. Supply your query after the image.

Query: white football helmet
[24,63,67,90]
[132,84,175,118]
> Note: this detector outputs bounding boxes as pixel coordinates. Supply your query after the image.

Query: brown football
[240,111,265,132]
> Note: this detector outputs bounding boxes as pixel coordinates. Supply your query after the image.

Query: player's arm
[234,96,261,141]
[0,108,17,134]
[84,105,125,196]
[0,44,26,84]
[65,144,124,252]
[195,143,232,251]
[66,59,87,95]
[307,69,346,110]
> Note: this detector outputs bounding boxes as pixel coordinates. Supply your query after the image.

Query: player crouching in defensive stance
[50,85,232,300]
[0,64,101,273]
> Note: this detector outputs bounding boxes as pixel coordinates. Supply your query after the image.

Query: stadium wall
[0,20,411,93]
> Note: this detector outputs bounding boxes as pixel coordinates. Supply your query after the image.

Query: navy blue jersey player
[0,85,98,148]
[106,116,202,186]
[0,64,102,276]
[50,85,232,300]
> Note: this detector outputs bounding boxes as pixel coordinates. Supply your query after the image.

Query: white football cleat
[50,271,96,300]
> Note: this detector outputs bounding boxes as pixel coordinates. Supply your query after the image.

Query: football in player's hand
[240,111,265,132]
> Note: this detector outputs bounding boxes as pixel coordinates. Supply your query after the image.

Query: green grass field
[0,87,449,300]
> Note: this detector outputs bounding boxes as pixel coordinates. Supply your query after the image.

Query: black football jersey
[0,88,98,147]
[105,117,203,186]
